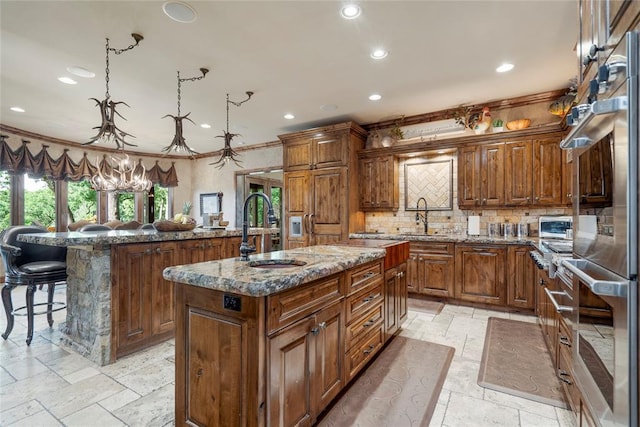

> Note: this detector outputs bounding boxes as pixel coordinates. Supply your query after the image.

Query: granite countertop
[18,227,278,247]
[349,233,536,246]
[163,245,386,297]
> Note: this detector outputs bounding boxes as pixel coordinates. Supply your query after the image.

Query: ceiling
[0,1,578,157]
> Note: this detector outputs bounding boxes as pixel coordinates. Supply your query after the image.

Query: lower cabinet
[384,262,407,339]
[535,267,558,362]
[178,238,224,264]
[112,241,178,358]
[454,244,506,305]
[407,242,455,298]
[506,245,535,309]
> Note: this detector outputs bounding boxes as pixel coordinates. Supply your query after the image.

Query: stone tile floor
[0,286,577,426]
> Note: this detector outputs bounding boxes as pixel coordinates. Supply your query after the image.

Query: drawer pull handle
[558,369,573,385]
[363,272,375,279]
[363,293,380,303]
[559,336,571,347]
[318,322,327,330]
[363,344,375,355]
[363,319,376,328]
[311,326,320,336]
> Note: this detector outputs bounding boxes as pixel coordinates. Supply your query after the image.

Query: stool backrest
[0,225,66,268]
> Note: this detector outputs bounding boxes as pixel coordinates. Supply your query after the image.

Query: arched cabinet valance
[0,134,179,187]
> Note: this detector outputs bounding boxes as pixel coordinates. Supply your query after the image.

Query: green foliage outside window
[0,172,10,229]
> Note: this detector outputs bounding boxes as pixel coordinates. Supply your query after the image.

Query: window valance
[0,135,178,187]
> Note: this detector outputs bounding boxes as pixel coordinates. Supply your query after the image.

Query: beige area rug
[317,336,455,427]
[408,297,444,316]
[478,317,568,408]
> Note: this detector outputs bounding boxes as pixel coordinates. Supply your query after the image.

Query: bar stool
[0,225,67,345]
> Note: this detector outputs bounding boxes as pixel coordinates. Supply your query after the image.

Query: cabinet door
[505,140,533,206]
[151,242,178,336]
[384,267,398,338]
[284,171,310,248]
[458,146,480,207]
[397,262,408,327]
[313,132,347,169]
[419,253,455,298]
[507,246,535,309]
[578,0,601,81]
[268,316,315,427]
[203,238,225,260]
[310,168,345,244]
[312,301,344,412]
[533,138,563,205]
[563,149,573,206]
[359,158,376,209]
[455,245,506,305]
[224,236,242,258]
[406,251,420,293]
[605,1,640,47]
[480,143,505,207]
[373,156,397,209]
[283,139,313,171]
[178,240,206,265]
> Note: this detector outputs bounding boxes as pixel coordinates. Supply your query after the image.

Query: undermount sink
[248,259,307,269]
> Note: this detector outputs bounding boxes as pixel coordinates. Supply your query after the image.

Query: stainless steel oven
[560,31,638,427]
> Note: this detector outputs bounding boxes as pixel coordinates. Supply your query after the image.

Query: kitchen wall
[364,152,571,237]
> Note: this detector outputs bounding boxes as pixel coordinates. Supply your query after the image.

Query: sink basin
[248,259,307,269]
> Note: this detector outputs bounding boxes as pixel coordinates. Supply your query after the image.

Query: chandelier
[91,141,152,193]
[210,91,254,168]
[84,33,143,148]
[162,68,209,156]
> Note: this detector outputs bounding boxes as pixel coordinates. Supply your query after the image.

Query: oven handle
[561,259,628,298]
[559,96,628,149]
[544,288,574,313]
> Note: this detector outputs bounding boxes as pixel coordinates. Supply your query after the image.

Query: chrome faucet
[416,197,428,234]
[240,193,277,261]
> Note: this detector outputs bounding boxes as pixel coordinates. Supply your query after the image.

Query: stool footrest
[12,301,66,317]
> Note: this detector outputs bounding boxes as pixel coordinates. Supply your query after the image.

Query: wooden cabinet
[458,146,480,208]
[112,241,178,358]
[281,122,366,249]
[506,245,535,309]
[384,262,407,340]
[358,155,399,210]
[480,143,505,207]
[505,140,533,206]
[536,267,559,364]
[407,242,455,298]
[563,149,573,206]
[533,137,564,206]
[454,245,506,305]
[178,238,224,264]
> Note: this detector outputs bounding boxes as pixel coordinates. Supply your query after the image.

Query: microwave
[538,215,573,240]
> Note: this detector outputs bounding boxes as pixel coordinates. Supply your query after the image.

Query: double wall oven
[560,31,638,426]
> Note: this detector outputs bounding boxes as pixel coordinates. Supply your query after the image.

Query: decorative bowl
[505,119,531,130]
[152,220,196,232]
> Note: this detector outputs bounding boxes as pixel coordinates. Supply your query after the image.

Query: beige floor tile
[461,334,486,361]
[519,410,561,427]
[113,383,174,427]
[115,358,175,396]
[6,409,62,426]
[0,400,45,425]
[483,389,558,419]
[64,366,101,384]
[429,402,447,427]
[62,403,126,427]
[0,366,16,386]
[442,392,520,426]
[440,304,475,317]
[35,346,72,364]
[473,308,510,320]
[2,356,49,381]
[39,373,126,419]
[447,316,488,337]
[100,340,175,379]
[442,359,485,399]
[99,389,142,412]
[556,407,578,427]
[0,370,69,412]
[45,352,95,378]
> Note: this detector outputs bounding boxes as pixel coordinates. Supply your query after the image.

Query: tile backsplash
[364,153,571,237]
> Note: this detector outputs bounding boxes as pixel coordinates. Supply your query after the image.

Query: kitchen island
[163,245,394,427]
[18,227,276,365]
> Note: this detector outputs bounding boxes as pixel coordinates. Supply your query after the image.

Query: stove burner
[541,240,573,254]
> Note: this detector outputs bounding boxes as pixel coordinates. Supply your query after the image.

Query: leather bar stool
[77,223,112,232]
[0,225,67,345]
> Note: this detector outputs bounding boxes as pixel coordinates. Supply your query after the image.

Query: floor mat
[478,317,568,408]
[408,298,444,316]
[317,336,455,426]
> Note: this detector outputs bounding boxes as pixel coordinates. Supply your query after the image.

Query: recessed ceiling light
[341,4,361,19]
[496,63,514,73]
[369,94,382,101]
[320,104,338,111]
[58,77,77,85]
[10,106,25,113]
[284,113,295,120]
[370,49,388,60]
[163,1,197,23]
[200,123,211,129]
[67,66,95,78]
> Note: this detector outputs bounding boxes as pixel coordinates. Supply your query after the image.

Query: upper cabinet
[358,155,399,210]
[458,134,568,209]
[282,125,355,171]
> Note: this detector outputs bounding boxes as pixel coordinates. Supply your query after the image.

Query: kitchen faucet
[240,193,277,261]
[416,197,428,234]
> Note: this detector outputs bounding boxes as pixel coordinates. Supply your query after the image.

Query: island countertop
[349,232,536,246]
[163,245,386,297]
[17,227,277,247]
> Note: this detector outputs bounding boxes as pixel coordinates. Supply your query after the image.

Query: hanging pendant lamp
[210,91,253,169]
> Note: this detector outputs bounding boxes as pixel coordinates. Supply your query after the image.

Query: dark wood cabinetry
[359,155,399,210]
[454,245,506,306]
[578,135,613,206]
[458,146,480,208]
[178,238,224,264]
[407,242,455,298]
[533,137,564,206]
[384,262,407,339]
[535,267,558,364]
[281,122,366,249]
[506,245,535,309]
[480,143,505,207]
[112,241,178,358]
[505,140,533,206]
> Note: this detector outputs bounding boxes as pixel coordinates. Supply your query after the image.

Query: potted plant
[492,119,504,132]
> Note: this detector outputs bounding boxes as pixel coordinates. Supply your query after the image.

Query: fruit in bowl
[173,213,196,225]
[505,119,531,130]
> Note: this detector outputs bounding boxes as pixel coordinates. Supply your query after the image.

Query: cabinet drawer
[345,302,383,351]
[558,342,579,414]
[267,273,344,334]
[345,283,383,325]
[346,261,383,294]
[345,326,384,382]
[410,242,454,255]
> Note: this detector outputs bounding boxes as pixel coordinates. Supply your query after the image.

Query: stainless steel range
[560,30,638,427]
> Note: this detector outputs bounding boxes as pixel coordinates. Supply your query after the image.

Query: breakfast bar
[18,227,276,365]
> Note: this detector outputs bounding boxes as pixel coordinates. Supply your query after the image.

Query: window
[154,185,169,221]
[24,175,55,229]
[0,171,9,229]
[68,180,97,223]
[116,193,135,222]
